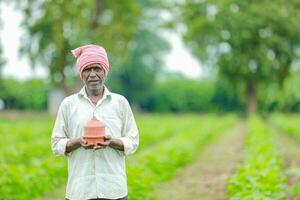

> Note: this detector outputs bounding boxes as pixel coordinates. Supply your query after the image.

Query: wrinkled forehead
[84,63,103,70]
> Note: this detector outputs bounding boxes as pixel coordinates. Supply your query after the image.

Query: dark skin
[66,64,124,153]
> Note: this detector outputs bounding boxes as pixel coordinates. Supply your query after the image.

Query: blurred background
[1,0,300,199]
[1,0,300,114]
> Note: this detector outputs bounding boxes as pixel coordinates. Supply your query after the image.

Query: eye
[84,68,91,73]
[95,67,105,74]
[94,68,101,72]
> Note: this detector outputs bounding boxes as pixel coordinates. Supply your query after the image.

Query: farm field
[1,113,300,199]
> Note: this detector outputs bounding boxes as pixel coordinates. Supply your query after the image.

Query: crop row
[227,116,286,200]
[127,114,237,200]
[0,114,235,199]
[0,115,67,199]
[270,114,300,139]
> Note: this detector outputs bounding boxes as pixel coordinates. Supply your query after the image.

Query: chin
[87,84,102,91]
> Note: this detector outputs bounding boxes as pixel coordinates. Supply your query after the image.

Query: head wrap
[71,44,109,78]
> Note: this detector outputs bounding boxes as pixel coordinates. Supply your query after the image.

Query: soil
[271,128,300,200]
[153,123,245,200]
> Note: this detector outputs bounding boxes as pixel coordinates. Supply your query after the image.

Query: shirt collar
[78,85,111,100]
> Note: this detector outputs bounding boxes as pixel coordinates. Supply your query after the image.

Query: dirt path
[153,123,245,200]
[271,128,300,200]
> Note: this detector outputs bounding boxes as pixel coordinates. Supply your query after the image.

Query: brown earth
[271,128,300,200]
[153,123,245,200]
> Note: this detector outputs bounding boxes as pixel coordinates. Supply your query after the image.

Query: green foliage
[212,78,245,112]
[5,74,300,112]
[0,78,48,110]
[0,77,245,112]
[227,116,286,199]
[0,114,67,199]
[270,114,300,140]
[136,114,192,148]
[127,114,237,199]
[269,114,300,197]
[285,168,300,196]
[0,45,5,75]
[0,113,236,199]
[17,0,143,87]
[15,0,171,106]
[1,1,164,109]
[0,6,5,76]
[143,79,216,112]
[176,0,300,112]
[108,25,170,105]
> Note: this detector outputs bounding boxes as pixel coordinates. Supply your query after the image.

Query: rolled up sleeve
[51,100,70,156]
[119,99,139,156]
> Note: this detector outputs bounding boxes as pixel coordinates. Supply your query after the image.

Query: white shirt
[51,86,139,200]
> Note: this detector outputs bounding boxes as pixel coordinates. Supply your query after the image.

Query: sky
[1,4,202,80]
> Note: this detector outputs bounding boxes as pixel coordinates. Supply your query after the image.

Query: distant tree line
[2,75,300,113]
[0,78,48,110]
[0,0,300,113]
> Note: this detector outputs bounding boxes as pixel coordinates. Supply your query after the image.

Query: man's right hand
[79,137,95,149]
[66,137,96,153]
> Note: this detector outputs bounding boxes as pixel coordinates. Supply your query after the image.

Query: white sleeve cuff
[118,137,137,156]
[54,138,71,156]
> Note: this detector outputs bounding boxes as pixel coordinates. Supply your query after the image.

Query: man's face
[82,63,106,91]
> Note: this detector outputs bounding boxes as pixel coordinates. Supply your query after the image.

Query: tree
[176,0,300,113]
[17,0,142,94]
[0,2,6,91]
[0,43,5,78]
[109,0,170,107]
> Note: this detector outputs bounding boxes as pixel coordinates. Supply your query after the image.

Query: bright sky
[1,4,202,80]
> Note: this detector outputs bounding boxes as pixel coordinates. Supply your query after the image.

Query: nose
[89,69,96,77]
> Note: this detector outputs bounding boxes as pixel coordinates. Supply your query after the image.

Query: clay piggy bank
[83,116,105,145]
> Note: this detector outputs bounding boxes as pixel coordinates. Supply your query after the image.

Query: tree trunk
[90,0,105,30]
[247,81,256,113]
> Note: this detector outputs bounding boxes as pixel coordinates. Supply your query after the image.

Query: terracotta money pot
[83,116,105,145]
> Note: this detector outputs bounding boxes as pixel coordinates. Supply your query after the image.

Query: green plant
[227,116,286,199]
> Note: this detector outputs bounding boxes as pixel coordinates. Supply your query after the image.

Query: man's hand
[80,137,95,149]
[66,138,82,153]
[93,135,112,150]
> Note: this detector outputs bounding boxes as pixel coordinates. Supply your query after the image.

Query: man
[51,44,139,200]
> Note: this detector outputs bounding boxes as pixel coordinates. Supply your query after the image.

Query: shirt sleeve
[118,98,139,156]
[51,99,71,157]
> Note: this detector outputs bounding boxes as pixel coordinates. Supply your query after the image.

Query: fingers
[93,145,104,151]
[79,138,94,149]
[105,135,112,141]
[81,136,112,151]
[83,144,94,149]
[79,137,87,145]
[93,143,105,150]
[93,140,110,150]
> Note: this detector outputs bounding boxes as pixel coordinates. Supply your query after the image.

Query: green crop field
[1,113,300,199]
[227,116,286,199]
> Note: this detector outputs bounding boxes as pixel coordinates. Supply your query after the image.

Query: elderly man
[51,44,139,200]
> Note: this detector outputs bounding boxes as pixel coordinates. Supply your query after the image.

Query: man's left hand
[93,135,112,150]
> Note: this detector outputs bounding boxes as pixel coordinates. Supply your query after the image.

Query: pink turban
[71,44,109,78]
